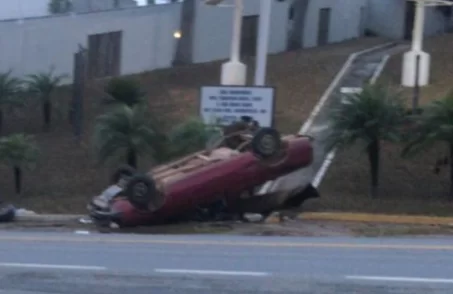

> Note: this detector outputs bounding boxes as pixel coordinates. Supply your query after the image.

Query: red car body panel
[109,136,313,226]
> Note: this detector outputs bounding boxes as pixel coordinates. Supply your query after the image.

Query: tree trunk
[43,101,51,131]
[367,140,380,198]
[449,143,453,201]
[14,166,22,195]
[127,149,137,169]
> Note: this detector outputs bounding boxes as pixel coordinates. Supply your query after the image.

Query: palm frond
[326,83,406,151]
[0,133,39,169]
[0,70,24,109]
[403,90,453,157]
[169,117,222,157]
[103,77,146,107]
[24,67,67,103]
[93,105,162,165]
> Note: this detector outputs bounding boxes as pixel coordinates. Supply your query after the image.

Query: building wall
[0,0,48,20]
[72,0,138,13]
[191,0,290,64]
[0,5,181,83]
[366,0,450,40]
[0,0,367,82]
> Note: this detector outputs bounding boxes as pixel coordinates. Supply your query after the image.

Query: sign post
[199,86,275,127]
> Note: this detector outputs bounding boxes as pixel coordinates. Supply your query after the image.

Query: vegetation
[0,71,25,134]
[403,90,453,200]
[25,68,67,131]
[168,117,222,158]
[327,83,407,198]
[0,134,39,195]
[102,77,146,107]
[92,104,165,168]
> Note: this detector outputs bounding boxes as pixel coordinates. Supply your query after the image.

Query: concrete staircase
[262,42,409,195]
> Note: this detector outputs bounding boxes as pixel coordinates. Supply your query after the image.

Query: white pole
[220,0,246,85]
[412,1,425,51]
[230,0,243,62]
[254,0,272,86]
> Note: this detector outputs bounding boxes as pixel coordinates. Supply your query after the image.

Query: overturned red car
[88,127,318,227]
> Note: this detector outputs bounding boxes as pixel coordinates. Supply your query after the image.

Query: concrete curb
[13,214,85,223]
[266,212,453,226]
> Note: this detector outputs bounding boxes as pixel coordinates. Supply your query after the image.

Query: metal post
[230,0,243,62]
[254,0,272,86]
[413,54,421,113]
[412,1,425,52]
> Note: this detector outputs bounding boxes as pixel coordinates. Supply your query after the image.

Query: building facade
[0,0,367,82]
[366,0,453,40]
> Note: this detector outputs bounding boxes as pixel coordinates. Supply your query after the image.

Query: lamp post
[254,0,272,86]
[401,0,453,87]
[205,0,247,86]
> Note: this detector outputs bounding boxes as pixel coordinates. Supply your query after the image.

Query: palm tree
[48,0,73,14]
[403,90,453,200]
[169,117,222,158]
[0,134,39,195]
[25,68,67,131]
[0,71,25,134]
[326,83,406,198]
[102,77,146,107]
[93,105,164,168]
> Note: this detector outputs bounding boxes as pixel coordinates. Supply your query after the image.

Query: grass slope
[312,33,453,216]
[1,37,386,213]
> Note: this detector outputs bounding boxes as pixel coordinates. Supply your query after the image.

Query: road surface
[0,231,453,293]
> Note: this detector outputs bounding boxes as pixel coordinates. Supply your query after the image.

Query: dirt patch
[314,33,453,216]
[0,37,388,214]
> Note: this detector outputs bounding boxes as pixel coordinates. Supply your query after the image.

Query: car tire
[110,165,136,185]
[0,204,15,223]
[251,127,282,159]
[124,174,158,210]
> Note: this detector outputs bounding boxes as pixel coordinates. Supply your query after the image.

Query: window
[87,31,122,79]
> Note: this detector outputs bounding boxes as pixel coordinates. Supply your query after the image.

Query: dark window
[87,31,122,79]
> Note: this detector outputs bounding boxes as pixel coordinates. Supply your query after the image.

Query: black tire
[0,204,15,223]
[110,165,136,185]
[251,127,281,159]
[124,174,158,210]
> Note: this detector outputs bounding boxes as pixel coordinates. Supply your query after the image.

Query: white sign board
[199,86,275,127]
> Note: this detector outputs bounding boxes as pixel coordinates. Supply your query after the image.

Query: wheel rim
[259,134,277,156]
[132,182,148,201]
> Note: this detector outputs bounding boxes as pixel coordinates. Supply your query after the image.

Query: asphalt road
[0,232,453,293]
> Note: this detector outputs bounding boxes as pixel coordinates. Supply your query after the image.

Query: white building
[366,0,453,40]
[0,0,368,82]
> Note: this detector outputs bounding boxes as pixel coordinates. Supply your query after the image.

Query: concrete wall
[366,0,451,40]
[302,0,367,48]
[0,0,48,20]
[0,5,181,83]
[192,0,290,63]
[72,0,138,13]
[0,0,367,82]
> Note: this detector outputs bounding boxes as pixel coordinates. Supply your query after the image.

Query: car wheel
[110,165,136,185]
[0,204,15,223]
[124,174,159,210]
[251,127,282,159]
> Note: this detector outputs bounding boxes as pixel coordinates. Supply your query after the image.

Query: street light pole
[254,0,272,86]
[220,0,247,85]
[401,0,430,87]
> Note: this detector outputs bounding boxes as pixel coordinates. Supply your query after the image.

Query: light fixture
[173,30,182,39]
